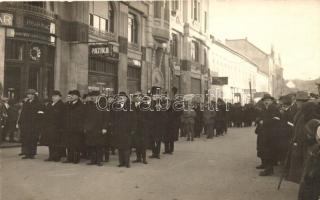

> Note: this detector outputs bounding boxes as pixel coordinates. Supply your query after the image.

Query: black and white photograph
[0,0,319,199]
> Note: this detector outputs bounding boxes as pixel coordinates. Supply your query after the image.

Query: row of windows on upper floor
[154,0,208,32]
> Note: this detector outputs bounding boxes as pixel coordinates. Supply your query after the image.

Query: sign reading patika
[0,13,13,26]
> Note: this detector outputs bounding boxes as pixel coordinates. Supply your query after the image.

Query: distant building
[225,38,284,98]
[209,37,257,104]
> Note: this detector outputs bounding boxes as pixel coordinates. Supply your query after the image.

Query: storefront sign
[14,29,54,44]
[0,13,13,26]
[212,77,228,85]
[90,44,119,59]
[128,59,141,67]
[91,45,111,55]
[24,16,53,34]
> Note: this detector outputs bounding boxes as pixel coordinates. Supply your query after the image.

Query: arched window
[108,2,114,33]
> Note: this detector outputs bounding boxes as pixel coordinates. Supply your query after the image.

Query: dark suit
[18,98,44,158]
[40,100,65,161]
[64,100,85,163]
[84,101,108,164]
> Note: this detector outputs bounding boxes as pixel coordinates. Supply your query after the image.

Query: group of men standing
[254,90,320,200]
[16,88,191,168]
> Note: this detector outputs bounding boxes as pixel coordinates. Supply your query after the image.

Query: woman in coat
[203,104,216,139]
[40,90,65,162]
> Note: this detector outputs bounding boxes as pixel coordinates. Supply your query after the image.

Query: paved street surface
[0,127,298,200]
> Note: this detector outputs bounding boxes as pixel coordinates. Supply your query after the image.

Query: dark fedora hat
[295,91,310,101]
[261,93,274,101]
[279,95,292,106]
[68,90,81,97]
[52,90,62,97]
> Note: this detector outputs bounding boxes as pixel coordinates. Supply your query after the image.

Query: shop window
[128,13,138,44]
[89,58,116,75]
[127,66,141,94]
[191,41,199,62]
[5,40,24,61]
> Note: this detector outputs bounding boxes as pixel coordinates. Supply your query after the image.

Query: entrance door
[4,67,21,100]
[28,66,40,92]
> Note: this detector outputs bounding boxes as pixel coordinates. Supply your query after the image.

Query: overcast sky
[209,0,320,80]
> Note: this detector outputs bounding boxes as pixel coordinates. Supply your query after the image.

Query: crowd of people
[254,90,320,200]
[0,87,236,168]
[1,86,319,200]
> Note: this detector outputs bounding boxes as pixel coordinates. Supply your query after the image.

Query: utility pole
[249,80,253,103]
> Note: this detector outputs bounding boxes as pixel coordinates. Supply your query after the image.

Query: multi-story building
[169,0,210,95]
[209,37,257,104]
[225,38,284,98]
[0,0,211,101]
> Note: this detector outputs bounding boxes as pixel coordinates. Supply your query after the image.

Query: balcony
[152,18,170,43]
[0,2,56,20]
[89,26,117,42]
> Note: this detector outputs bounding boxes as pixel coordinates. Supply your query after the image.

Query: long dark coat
[134,103,152,149]
[164,101,182,142]
[18,99,44,146]
[40,100,65,146]
[84,101,108,146]
[258,103,280,161]
[63,100,85,149]
[287,102,320,183]
[274,105,296,162]
[112,102,135,150]
[298,143,320,200]
[150,106,168,142]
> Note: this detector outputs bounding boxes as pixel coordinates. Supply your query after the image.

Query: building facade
[209,37,257,104]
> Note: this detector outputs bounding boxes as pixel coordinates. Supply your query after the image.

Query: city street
[0,127,298,200]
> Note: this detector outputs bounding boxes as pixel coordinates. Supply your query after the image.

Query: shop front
[127,58,141,94]
[88,44,119,95]
[0,11,56,100]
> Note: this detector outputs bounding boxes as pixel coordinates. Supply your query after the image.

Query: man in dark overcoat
[113,92,135,168]
[40,90,65,162]
[149,96,167,159]
[164,97,182,154]
[62,90,85,164]
[133,94,151,164]
[84,91,108,166]
[258,94,280,176]
[18,89,44,159]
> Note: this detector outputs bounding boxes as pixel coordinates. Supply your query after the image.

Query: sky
[209,0,320,80]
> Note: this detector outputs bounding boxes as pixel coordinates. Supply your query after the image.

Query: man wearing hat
[18,89,44,159]
[256,94,280,176]
[63,90,85,164]
[40,90,66,162]
[83,91,108,166]
[113,92,135,168]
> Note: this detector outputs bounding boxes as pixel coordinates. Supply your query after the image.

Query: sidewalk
[0,141,21,148]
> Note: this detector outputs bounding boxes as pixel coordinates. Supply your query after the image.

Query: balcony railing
[0,2,56,20]
[89,26,116,42]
